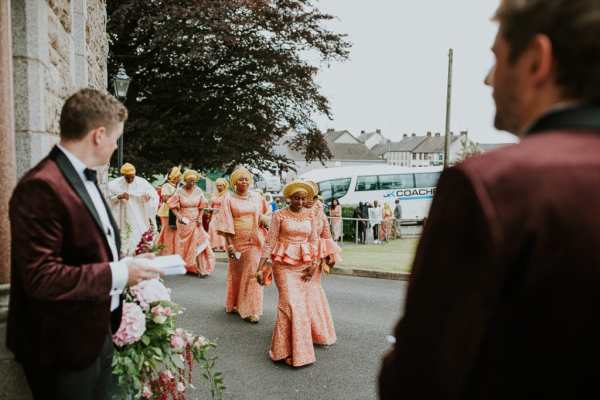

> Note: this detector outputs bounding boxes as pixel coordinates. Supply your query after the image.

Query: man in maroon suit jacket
[7,89,162,400]
[379,1,600,399]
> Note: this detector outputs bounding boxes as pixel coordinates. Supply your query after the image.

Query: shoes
[245,315,260,323]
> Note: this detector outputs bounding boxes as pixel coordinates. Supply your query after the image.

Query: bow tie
[84,168,98,184]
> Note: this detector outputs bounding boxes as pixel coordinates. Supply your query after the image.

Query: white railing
[325,216,422,245]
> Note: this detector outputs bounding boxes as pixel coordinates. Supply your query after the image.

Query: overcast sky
[313,0,518,144]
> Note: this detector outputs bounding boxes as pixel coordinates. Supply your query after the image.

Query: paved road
[165,262,407,400]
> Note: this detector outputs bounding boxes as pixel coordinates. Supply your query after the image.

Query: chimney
[327,128,335,133]
[435,132,441,137]
[460,130,468,137]
[411,133,416,137]
[426,131,432,137]
[360,130,366,134]
[376,129,381,134]
[403,134,408,138]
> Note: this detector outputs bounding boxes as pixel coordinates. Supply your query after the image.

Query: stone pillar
[12,0,58,179]
[1,0,16,284]
[1,1,32,399]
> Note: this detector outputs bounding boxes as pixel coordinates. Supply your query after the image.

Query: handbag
[168,209,177,228]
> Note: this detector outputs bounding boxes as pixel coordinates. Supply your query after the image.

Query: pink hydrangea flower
[130,279,171,310]
[170,334,186,352]
[151,305,172,324]
[142,385,152,399]
[112,302,146,347]
[193,336,209,349]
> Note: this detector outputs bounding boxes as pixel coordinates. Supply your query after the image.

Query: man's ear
[528,34,555,88]
[90,126,107,145]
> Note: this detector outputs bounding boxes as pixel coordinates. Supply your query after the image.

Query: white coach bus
[300,165,443,221]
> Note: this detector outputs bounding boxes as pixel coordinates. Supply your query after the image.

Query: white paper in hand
[152,255,186,276]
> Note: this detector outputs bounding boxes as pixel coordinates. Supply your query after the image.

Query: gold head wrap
[120,163,136,175]
[215,178,229,192]
[168,166,182,181]
[230,167,253,187]
[305,180,319,196]
[283,180,315,200]
[183,169,200,182]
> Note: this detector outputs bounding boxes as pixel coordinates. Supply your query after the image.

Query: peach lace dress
[168,187,215,275]
[215,191,270,318]
[264,207,336,367]
[156,182,177,255]
[208,193,228,251]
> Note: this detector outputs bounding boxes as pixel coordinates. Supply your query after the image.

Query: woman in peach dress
[329,198,343,242]
[208,178,229,252]
[258,181,337,367]
[215,167,270,322]
[156,166,181,255]
[168,170,215,277]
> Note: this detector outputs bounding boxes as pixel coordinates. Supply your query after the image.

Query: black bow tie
[84,168,98,184]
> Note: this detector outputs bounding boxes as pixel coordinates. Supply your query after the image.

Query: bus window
[414,172,441,188]
[356,175,379,191]
[318,178,351,202]
[379,174,415,190]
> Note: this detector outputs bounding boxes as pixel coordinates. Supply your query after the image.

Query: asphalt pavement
[165,262,407,400]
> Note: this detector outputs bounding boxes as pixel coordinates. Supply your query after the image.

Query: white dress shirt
[57,145,128,311]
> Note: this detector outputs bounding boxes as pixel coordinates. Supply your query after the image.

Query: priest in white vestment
[109,163,159,256]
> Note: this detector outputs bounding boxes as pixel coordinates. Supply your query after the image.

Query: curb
[330,268,410,281]
[215,256,409,281]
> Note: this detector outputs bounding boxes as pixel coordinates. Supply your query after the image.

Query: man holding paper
[7,88,161,399]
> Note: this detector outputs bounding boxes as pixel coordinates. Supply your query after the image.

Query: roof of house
[413,135,461,153]
[287,133,381,161]
[374,136,428,154]
[477,142,513,152]
[358,131,380,143]
[325,129,358,143]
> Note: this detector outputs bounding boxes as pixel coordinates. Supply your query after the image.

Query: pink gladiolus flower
[112,303,146,347]
[130,279,171,310]
[170,335,186,352]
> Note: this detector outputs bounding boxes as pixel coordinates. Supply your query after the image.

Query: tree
[455,136,483,163]
[107,0,350,175]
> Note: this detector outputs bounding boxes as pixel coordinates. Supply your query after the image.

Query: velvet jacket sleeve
[9,179,112,302]
[379,166,500,400]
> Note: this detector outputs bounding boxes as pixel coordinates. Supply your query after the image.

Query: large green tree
[107,0,350,175]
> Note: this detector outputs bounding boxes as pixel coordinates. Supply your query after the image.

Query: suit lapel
[100,193,121,256]
[49,147,113,254]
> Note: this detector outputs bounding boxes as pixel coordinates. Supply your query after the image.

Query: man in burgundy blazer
[7,89,161,400]
[379,1,600,399]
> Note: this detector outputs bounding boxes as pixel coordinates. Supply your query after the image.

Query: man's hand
[118,192,129,201]
[126,257,162,287]
[142,193,151,202]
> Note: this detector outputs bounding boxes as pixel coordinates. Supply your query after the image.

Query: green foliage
[107,0,350,175]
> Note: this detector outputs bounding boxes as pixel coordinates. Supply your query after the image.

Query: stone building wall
[12,0,108,179]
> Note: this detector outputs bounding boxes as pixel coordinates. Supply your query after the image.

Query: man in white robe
[109,163,159,256]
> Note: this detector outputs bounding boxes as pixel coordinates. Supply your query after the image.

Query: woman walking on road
[168,170,215,276]
[215,167,271,323]
[156,166,181,255]
[329,198,343,242]
[208,178,229,252]
[258,181,337,367]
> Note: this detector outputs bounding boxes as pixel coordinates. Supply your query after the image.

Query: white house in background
[373,131,470,167]
[357,129,389,150]
[372,134,427,167]
[276,129,386,178]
